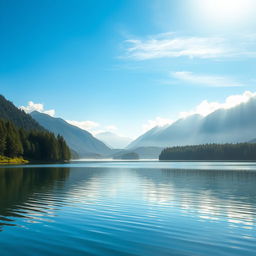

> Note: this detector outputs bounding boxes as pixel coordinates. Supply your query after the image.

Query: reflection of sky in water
[0,163,256,255]
[15,160,256,170]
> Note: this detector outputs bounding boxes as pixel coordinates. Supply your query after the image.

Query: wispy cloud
[125,35,230,60]
[66,120,100,131]
[67,120,119,136]
[124,33,256,60]
[171,71,243,87]
[20,101,55,117]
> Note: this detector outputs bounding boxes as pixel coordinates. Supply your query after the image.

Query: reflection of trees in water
[1,166,256,232]
[0,167,109,231]
[135,168,256,228]
[0,167,70,230]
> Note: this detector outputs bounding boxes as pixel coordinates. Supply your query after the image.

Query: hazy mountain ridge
[112,146,163,159]
[128,97,256,149]
[127,125,168,149]
[95,131,132,149]
[31,111,112,158]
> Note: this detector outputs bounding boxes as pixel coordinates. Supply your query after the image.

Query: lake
[0,161,256,256]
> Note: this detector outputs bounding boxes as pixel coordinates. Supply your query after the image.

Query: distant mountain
[31,111,112,158]
[127,125,169,149]
[95,132,132,149]
[132,147,163,159]
[128,97,256,149]
[113,152,139,160]
[112,146,163,159]
[0,95,43,131]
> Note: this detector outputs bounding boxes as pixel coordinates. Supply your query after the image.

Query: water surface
[0,161,256,255]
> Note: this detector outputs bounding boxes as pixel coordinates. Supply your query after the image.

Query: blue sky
[1,0,256,138]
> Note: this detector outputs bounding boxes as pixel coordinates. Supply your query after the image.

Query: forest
[0,119,71,162]
[159,143,256,161]
[0,95,71,163]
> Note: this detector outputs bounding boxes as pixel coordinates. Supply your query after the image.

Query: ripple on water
[0,164,256,255]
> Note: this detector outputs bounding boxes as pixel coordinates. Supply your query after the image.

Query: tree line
[0,95,44,131]
[0,119,71,162]
[159,143,256,161]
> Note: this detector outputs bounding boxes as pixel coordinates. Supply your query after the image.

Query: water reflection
[0,168,70,230]
[1,167,256,230]
[136,169,256,229]
[0,164,256,255]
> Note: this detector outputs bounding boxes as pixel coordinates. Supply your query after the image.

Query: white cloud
[179,90,256,118]
[171,71,243,87]
[124,33,256,60]
[20,101,55,117]
[143,91,256,132]
[66,120,99,132]
[125,35,230,60]
[142,117,174,132]
[67,120,120,136]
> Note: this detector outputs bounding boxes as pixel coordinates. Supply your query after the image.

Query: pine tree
[0,120,6,155]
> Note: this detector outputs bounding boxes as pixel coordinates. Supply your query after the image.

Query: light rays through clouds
[122,0,256,134]
[142,91,256,132]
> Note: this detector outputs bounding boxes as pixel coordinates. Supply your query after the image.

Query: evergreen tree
[0,120,6,155]
[0,119,71,162]
[159,143,256,161]
[4,121,23,157]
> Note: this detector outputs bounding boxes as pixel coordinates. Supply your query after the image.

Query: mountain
[0,95,71,162]
[112,146,163,159]
[113,152,139,160]
[132,147,163,159]
[128,97,256,149]
[31,111,112,158]
[127,125,169,149]
[127,116,202,148]
[0,95,44,131]
[95,132,132,149]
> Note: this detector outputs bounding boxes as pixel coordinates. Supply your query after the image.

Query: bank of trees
[0,119,71,162]
[0,95,43,131]
[159,143,256,161]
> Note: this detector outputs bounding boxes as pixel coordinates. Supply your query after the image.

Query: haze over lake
[1,161,256,256]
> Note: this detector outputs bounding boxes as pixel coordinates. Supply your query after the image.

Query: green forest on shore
[0,95,71,164]
[0,119,71,164]
[159,143,256,161]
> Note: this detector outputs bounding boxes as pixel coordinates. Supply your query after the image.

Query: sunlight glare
[191,0,256,31]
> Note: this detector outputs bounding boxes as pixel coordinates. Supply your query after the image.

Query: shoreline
[0,157,29,165]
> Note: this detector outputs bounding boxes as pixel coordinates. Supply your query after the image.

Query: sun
[190,0,256,31]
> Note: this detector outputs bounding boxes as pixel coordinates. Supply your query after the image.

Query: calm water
[1,161,256,256]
